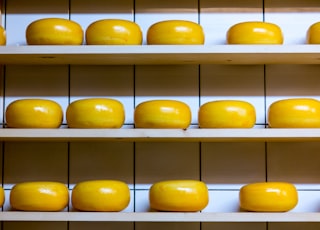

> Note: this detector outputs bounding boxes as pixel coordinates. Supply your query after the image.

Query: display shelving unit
[2,0,320,228]
[0,45,320,223]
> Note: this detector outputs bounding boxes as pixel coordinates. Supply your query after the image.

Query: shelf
[1,45,320,65]
[1,128,320,142]
[1,212,320,222]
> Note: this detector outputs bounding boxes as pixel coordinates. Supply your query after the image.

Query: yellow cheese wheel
[198,100,256,128]
[26,18,83,45]
[149,180,209,212]
[147,20,205,45]
[5,99,63,128]
[66,98,125,128]
[10,181,69,211]
[239,182,298,212]
[0,26,6,45]
[86,19,142,45]
[0,187,4,207]
[72,180,130,212]
[307,22,320,44]
[134,100,191,129]
[226,21,283,44]
[268,98,320,128]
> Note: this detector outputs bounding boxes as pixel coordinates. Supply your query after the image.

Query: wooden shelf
[1,128,320,142]
[1,45,320,65]
[1,212,320,222]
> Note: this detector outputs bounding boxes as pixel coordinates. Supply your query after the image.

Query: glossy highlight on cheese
[149,180,209,212]
[268,98,320,128]
[227,21,283,44]
[26,18,83,45]
[72,180,130,212]
[5,99,63,128]
[306,22,320,44]
[66,98,125,128]
[10,181,69,211]
[198,100,256,128]
[0,26,6,45]
[134,100,191,129]
[239,182,298,212]
[147,20,205,45]
[86,19,142,45]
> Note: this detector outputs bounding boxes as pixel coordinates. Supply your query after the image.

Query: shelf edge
[1,128,320,142]
[1,45,320,65]
[1,212,320,222]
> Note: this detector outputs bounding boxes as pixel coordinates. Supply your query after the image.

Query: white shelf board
[1,128,320,142]
[1,212,320,222]
[1,45,320,65]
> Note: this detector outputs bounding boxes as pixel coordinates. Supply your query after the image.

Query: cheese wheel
[134,100,191,129]
[26,18,83,45]
[239,182,298,212]
[86,19,142,45]
[10,181,69,211]
[72,180,130,212]
[226,21,283,44]
[66,98,125,128]
[147,20,205,45]
[149,180,209,212]
[5,99,63,128]
[268,98,320,128]
[0,187,4,207]
[307,22,320,44]
[0,26,6,45]
[198,100,256,128]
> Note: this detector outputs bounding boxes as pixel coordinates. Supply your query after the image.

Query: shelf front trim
[1,212,320,222]
[1,128,320,142]
[1,45,320,65]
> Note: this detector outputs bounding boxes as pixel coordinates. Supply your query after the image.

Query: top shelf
[1,45,320,65]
